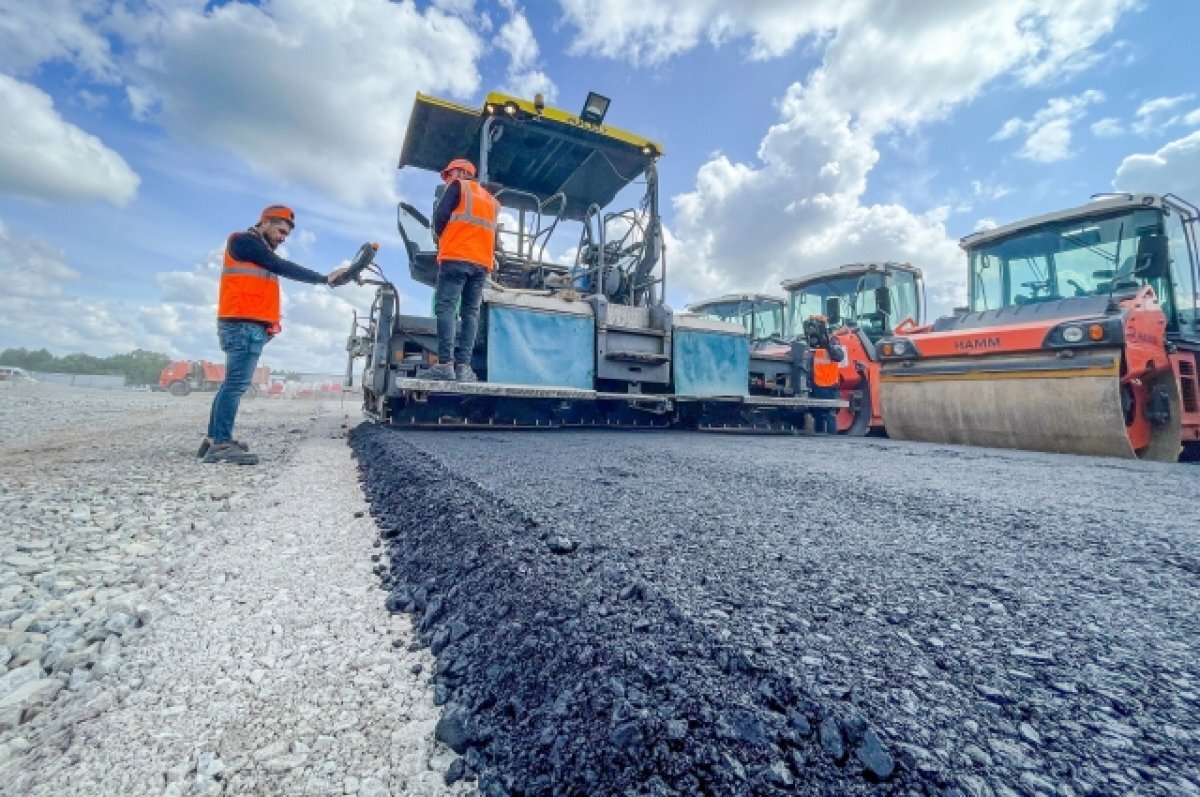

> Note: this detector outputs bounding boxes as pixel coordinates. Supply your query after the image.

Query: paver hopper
[685,294,801,397]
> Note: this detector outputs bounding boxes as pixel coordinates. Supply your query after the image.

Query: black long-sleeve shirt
[228,230,327,284]
[432,180,462,239]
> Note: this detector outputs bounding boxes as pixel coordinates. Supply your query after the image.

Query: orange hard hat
[260,204,295,228]
[440,159,476,180]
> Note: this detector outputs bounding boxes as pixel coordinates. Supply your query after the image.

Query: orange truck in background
[157,360,269,397]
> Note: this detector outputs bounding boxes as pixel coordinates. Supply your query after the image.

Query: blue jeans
[810,384,839,434]
[433,260,487,365]
[207,320,267,442]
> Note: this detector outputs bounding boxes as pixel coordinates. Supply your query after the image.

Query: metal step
[604,351,669,365]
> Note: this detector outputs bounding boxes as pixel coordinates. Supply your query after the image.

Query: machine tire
[169,380,190,396]
[841,381,873,437]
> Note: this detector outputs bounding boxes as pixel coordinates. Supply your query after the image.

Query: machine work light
[580,92,610,125]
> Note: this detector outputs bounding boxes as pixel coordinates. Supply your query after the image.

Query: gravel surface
[352,425,1200,797]
[0,383,462,796]
[5,379,1197,797]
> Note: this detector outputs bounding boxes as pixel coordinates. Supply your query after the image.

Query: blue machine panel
[487,305,595,389]
[673,329,749,397]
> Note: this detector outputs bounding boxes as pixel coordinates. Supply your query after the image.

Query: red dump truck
[157,360,270,397]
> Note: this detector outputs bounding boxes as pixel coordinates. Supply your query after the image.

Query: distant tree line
[0,347,171,386]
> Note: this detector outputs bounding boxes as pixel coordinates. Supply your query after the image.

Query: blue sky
[3,0,1200,372]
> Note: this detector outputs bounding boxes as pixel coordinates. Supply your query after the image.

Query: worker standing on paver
[804,315,845,434]
[419,159,500,382]
[201,205,350,465]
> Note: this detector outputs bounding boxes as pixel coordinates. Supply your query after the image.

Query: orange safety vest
[218,233,281,324]
[437,179,499,271]
[812,348,840,388]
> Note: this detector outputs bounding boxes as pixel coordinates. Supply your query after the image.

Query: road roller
[877,193,1200,462]
[782,262,925,436]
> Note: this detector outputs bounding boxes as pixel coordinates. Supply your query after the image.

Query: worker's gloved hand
[266,322,282,340]
[327,267,350,286]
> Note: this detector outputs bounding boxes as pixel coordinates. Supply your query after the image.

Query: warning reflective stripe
[449,185,497,231]
[223,265,279,281]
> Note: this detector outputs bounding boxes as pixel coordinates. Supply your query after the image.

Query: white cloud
[115,0,485,206]
[1113,131,1200,200]
[558,0,832,66]
[992,118,1024,142]
[156,246,223,306]
[971,180,1012,200]
[496,4,557,102]
[0,0,118,81]
[1012,1,1135,85]
[991,90,1105,163]
[431,0,477,15]
[0,219,81,299]
[1131,93,1196,136]
[1021,119,1076,163]
[667,87,967,315]
[0,74,140,206]
[1136,95,1192,117]
[125,85,156,121]
[1085,95,1198,141]
[0,219,143,356]
[597,2,1136,318]
[558,0,1137,84]
[498,6,538,70]
[76,89,109,110]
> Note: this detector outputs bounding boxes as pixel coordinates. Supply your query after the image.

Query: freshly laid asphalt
[351,426,1200,797]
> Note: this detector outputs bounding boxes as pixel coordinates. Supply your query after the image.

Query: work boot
[203,442,259,465]
[455,364,478,383]
[197,438,249,458]
[416,363,455,381]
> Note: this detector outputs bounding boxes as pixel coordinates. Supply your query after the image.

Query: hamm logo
[953,337,1001,352]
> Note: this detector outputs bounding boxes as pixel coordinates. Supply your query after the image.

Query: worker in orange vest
[419,159,500,382]
[803,315,845,434]
[201,204,350,465]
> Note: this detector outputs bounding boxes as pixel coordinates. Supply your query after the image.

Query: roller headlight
[1044,315,1124,348]
[880,337,918,359]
